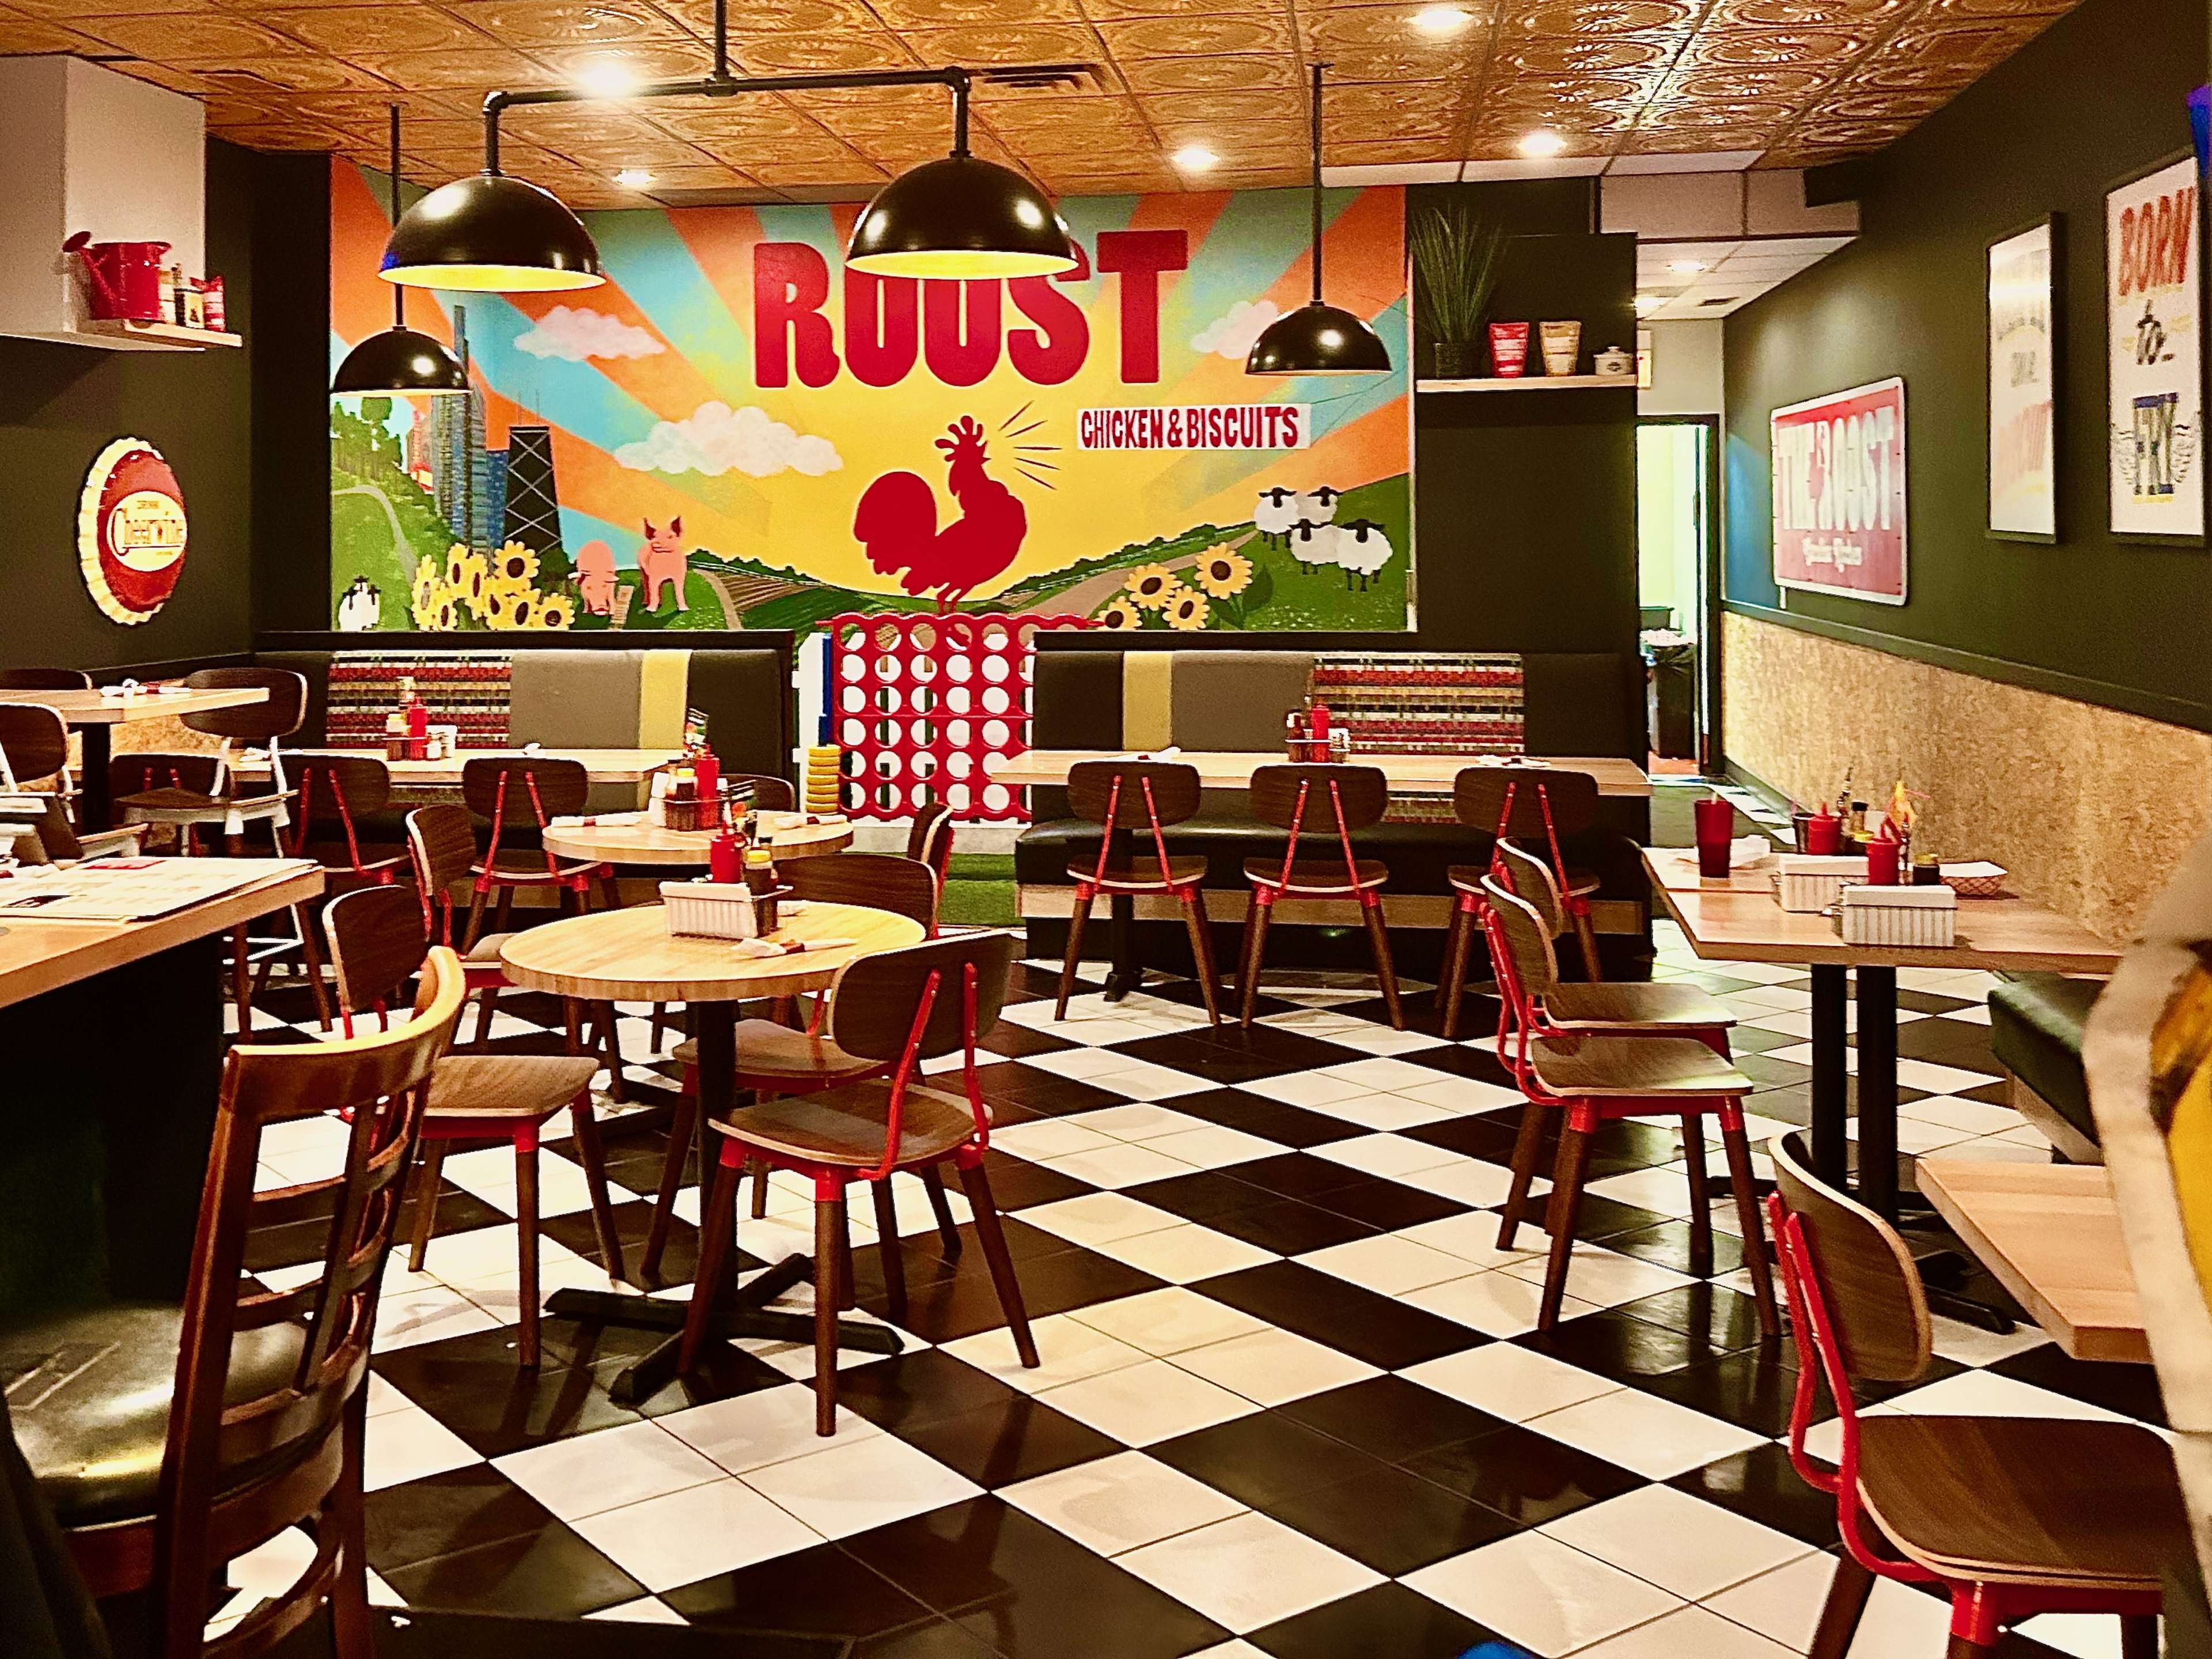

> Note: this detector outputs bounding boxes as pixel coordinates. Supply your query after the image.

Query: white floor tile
[493,1420,724,1522]
[362,1404,481,1493]
[737,1432,982,1537]
[1406,1270,1599,1339]
[655,1381,882,1474]
[1039,1141,1206,1190]
[1067,1287,1272,1355]
[1574,1603,1798,1658]
[942,1313,1154,1392]
[1169,1327,1382,1406]
[1297,1232,1475,1295]
[1310,1132,1465,1180]
[1088,1221,1278,1283]
[1702,1548,1841,1651]
[1843,1577,1953,1658]
[1142,1124,1285,1169]
[1002,1449,1247,1555]
[1241,1070,1384,1108]
[1039,1357,1259,1445]
[373,1285,501,1353]
[1404,1530,1683,1657]
[989,1119,1118,1162]
[1396,1157,1523,1208]
[1402,1343,1622,1423]
[1304,1091,1456,1131]
[1877,1366,2128,1423]
[1017,1191,1186,1247]
[570,1475,824,1592]
[1525,1387,1766,1480]
[1392,1212,1550,1271]
[1497,1243,1694,1309]
[1063,1103,1213,1142]
[1540,1484,1812,1600]
[585,1598,690,1625]
[1314,1056,1455,1092]
[1118,1510,1384,1634]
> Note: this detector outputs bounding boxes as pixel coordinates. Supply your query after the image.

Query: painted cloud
[1190,299,1282,361]
[615,402,843,478]
[515,305,665,362]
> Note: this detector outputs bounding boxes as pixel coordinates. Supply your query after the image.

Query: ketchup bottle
[710,830,742,885]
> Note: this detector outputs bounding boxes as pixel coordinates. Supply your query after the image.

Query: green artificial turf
[940,853,1018,929]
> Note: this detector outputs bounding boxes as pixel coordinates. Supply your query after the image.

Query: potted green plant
[1410,203,1506,380]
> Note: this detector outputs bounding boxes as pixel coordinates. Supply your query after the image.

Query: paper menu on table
[0,858,315,922]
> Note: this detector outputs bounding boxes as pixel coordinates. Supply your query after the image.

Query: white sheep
[1253,486,1301,548]
[1299,484,1344,527]
[1287,518,1342,575]
[1335,518,1393,590]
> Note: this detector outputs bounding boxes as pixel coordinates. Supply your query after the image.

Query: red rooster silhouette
[853,415,1029,611]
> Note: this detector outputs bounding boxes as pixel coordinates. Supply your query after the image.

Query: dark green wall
[0,141,279,677]
[1722,0,2211,730]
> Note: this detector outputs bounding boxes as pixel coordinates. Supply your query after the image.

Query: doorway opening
[1637,416,1721,777]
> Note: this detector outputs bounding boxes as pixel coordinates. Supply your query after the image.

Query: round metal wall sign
[78,437,188,626]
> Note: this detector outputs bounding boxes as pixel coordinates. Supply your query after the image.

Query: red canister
[710,831,743,885]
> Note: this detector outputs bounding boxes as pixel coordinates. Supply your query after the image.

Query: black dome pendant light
[334,107,472,393]
[380,0,1075,293]
[1247,64,1393,377]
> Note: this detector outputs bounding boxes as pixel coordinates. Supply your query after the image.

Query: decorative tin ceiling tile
[1509,1,1699,35]
[1680,25,1872,63]
[528,38,704,75]
[77,11,295,55]
[1491,34,1681,73]
[1093,14,1290,57]
[1116,51,1296,92]
[1708,0,1904,22]
[729,30,914,70]
[346,45,556,84]
[901,22,1099,63]
[1639,97,1797,127]
[0,16,104,49]
[1662,63,1828,97]
[276,6,490,54]
[1624,124,1779,149]
[870,0,1083,23]
[444,1,688,47]
[653,0,875,33]
[1075,0,1269,22]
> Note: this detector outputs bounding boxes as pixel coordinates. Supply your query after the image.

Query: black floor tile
[1278,1374,1512,1464]
[1400,1114,1524,1163]
[892,1394,1126,1490]
[834,1349,1027,1434]
[1614,1283,1775,1351]
[1308,1177,1470,1232]
[1162,1087,1365,1147]
[1989,1345,2168,1427]
[1152,1411,1399,1510]
[1518,1307,1739,1381]
[1406,1046,1518,1088]
[1228,1152,1381,1202]
[855,1618,1004,1658]
[1401,1421,1643,1527]
[841,1498,1233,1659]
[1255,1462,1521,1574]
[1668,1441,1840,1548]
[374,1328,647,1457]
[1631,1347,1824,1438]
[1107,1026,1367,1082]
[972,1062,1128,1118]
[1726,1025,1813,1055]
[974,1152,1095,1213]
[363,1464,564,1577]
[1195,1261,1483,1370]
[866,1246,1164,1343]
[1203,1196,1379,1255]
[1123,1168,1279,1223]
[1604,1219,1748,1278]
[979,1024,1079,1060]
[378,1519,647,1619]
[664,1541,935,1639]
[1251,1581,1529,1659]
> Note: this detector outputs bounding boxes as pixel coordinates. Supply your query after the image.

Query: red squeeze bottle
[710,830,742,885]
[694,749,719,801]
[1310,702,1331,740]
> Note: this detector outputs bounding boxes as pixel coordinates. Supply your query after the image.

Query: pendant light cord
[389,104,408,329]
[1308,63,1325,305]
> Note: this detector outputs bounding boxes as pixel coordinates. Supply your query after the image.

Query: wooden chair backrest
[292,755,392,823]
[1249,763,1389,833]
[1067,760,1203,830]
[1494,839,1569,938]
[726,772,796,813]
[1482,875,1559,1002]
[0,703,71,786]
[110,751,221,797]
[786,853,939,933]
[906,801,954,878]
[0,669,90,690]
[829,930,1017,1063]
[461,756,589,824]
[324,884,433,1019]
[182,667,308,743]
[1454,766,1602,839]
[1769,1130,1930,1384]
[406,805,480,945]
[154,948,461,1653]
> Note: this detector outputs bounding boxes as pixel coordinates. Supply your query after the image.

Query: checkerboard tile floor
[221,917,2152,1659]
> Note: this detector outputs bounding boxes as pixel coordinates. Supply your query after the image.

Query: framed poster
[1770,376,1908,605]
[1987,217,2059,541]
[2107,153,2205,541]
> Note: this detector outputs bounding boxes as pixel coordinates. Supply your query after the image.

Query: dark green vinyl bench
[1988,974,2107,1163]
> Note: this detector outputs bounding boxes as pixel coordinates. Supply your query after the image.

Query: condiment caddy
[1283,699,1351,763]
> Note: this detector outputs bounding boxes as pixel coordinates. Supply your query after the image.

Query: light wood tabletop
[9,686,268,726]
[233,748,681,787]
[542,815,854,866]
[1916,1159,2146,1362]
[0,859,323,1010]
[991,750,1652,800]
[1643,849,2120,972]
[498,899,923,1003]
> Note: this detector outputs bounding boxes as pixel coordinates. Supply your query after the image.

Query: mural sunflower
[507,590,539,629]
[1124,564,1177,611]
[410,556,441,624]
[536,594,575,630]
[1098,597,1142,631]
[460,551,490,607]
[1195,548,1253,599]
[1164,586,1209,632]
[431,592,460,631]
[479,587,510,628]
[493,542,539,588]
[444,544,471,589]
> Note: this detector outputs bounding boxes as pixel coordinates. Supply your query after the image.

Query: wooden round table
[499,899,923,1400]
[541,816,854,868]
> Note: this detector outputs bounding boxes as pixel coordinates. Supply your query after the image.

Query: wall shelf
[1416,374,1632,392]
[73,318,241,351]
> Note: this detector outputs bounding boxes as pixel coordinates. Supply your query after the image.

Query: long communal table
[7,685,270,830]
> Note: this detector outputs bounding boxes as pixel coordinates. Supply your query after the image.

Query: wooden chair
[1484,874,1778,1332]
[1057,759,1219,1022]
[112,667,307,849]
[1768,1131,2180,1658]
[0,668,92,689]
[907,801,954,884]
[460,756,627,1101]
[638,851,960,1283]
[407,804,528,1053]
[680,930,1038,1434]
[0,943,465,1659]
[1451,764,1605,984]
[726,772,797,812]
[323,884,628,1367]
[1239,763,1400,1029]
[0,703,146,859]
[262,754,411,1030]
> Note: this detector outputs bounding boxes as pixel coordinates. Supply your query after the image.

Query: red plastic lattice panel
[828,612,1086,823]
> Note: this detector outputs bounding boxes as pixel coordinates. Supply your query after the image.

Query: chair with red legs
[460,755,627,1101]
[679,930,1039,1434]
[638,851,960,1285]
[906,801,955,887]
[407,804,532,1052]
[1441,767,1606,1027]
[1484,874,1778,1332]
[1054,759,1219,1023]
[1767,1131,2180,1659]
[1238,763,1400,1029]
[256,753,412,1024]
[323,884,629,1366]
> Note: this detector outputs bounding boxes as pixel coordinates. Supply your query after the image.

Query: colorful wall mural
[328,161,1412,635]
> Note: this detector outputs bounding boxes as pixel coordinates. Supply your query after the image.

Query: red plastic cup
[1694,796,1734,878]
[710,831,743,885]
[1865,838,1900,885]
[1806,811,1840,855]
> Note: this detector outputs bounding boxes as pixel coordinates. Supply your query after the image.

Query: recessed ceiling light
[1634,293,1664,312]
[1410,5,1474,36]
[613,168,655,189]
[1668,258,1707,273]
[1518,129,1566,158]
[575,61,639,98]
[1171,144,1219,172]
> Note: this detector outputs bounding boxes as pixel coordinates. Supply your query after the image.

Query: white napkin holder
[661,880,758,940]
[1839,883,1956,948]
[1774,854,1867,913]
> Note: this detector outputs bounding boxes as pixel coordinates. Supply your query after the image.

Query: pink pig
[640,517,690,612]
[573,539,618,616]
